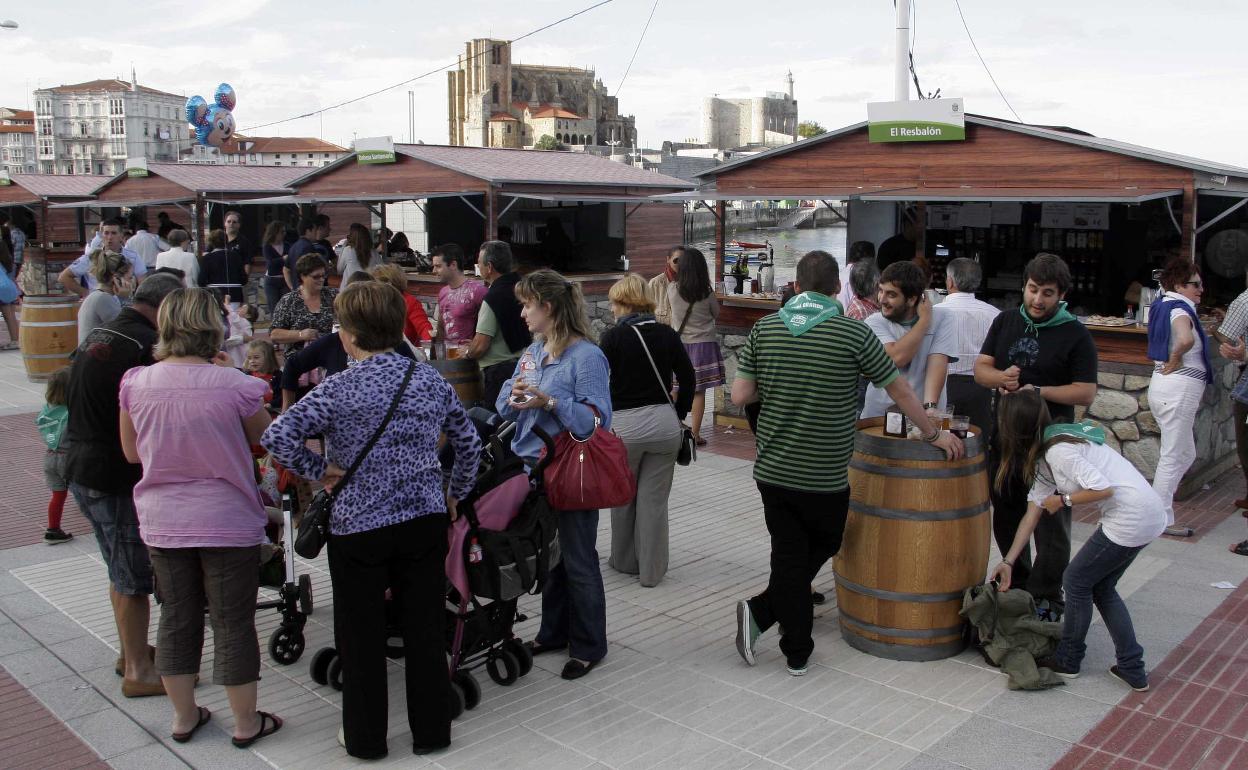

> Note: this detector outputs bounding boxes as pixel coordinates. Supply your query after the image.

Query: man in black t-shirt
[877,217,918,270]
[975,253,1098,607]
[65,273,183,698]
[224,209,257,304]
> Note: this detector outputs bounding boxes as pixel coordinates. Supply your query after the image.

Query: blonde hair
[608,273,656,314]
[368,262,409,295]
[335,281,405,352]
[515,269,593,356]
[154,288,225,361]
[88,249,129,285]
[245,339,280,375]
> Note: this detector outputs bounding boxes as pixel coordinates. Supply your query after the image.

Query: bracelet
[923,402,938,410]
[1002,559,1013,568]
[922,427,941,443]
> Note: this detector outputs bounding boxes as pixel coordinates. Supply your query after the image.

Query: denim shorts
[69,483,153,596]
[43,450,69,492]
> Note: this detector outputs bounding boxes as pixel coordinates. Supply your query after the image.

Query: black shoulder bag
[631,324,696,466]
[294,361,416,558]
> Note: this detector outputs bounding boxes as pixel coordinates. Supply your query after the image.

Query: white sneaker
[735,600,759,666]
[786,662,808,677]
[338,725,346,749]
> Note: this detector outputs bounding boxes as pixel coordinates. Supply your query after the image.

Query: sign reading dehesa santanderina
[867,98,966,143]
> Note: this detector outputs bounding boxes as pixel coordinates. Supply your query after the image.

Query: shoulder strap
[332,360,415,497]
[677,300,695,335]
[630,325,678,415]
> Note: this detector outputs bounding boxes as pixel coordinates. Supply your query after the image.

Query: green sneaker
[735,600,760,666]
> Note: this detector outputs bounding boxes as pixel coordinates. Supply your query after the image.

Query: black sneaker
[1036,656,1079,679]
[811,591,826,606]
[1109,665,1149,692]
[44,528,73,545]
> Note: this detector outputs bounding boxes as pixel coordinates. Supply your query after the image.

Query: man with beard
[647,245,684,327]
[860,260,957,419]
[975,252,1097,614]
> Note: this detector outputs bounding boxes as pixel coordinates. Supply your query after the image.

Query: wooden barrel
[428,358,483,405]
[18,295,79,382]
[834,417,991,661]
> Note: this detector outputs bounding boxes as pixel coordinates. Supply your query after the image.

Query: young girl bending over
[35,368,74,543]
[989,389,1165,692]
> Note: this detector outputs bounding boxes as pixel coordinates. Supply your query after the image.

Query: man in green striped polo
[731,250,963,676]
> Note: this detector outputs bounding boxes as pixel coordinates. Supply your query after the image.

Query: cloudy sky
[3,0,1245,165]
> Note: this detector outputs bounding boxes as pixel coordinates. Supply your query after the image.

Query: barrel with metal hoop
[833,417,991,661]
[428,357,484,405]
[18,295,80,382]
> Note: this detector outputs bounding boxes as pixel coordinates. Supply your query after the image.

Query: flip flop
[171,706,211,743]
[1231,540,1248,556]
[232,711,283,749]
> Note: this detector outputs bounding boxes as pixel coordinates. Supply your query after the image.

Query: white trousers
[1147,372,1206,526]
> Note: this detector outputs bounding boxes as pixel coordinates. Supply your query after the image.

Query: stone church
[447,39,637,150]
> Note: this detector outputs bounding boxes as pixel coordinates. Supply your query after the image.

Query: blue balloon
[214,83,236,111]
[195,123,211,144]
[185,95,208,127]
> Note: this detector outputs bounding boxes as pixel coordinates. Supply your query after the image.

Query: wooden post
[484,187,497,242]
[714,200,726,284]
[1179,181,1197,261]
[194,194,206,256]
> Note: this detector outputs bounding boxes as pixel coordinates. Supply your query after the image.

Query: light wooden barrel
[834,418,991,661]
[429,358,483,405]
[18,295,79,382]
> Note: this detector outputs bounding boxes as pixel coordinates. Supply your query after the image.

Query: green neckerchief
[1020,301,1077,335]
[1043,421,1106,445]
[778,291,841,337]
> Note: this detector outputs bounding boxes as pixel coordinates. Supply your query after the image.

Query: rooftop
[214,135,349,155]
[94,163,306,195]
[7,173,112,198]
[38,79,184,99]
[0,125,33,134]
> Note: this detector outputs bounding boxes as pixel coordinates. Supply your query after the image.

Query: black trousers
[328,514,450,758]
[946,373,994,446]
[482,358,518,412]
[988,449,1071,604]
[748,482,850,666]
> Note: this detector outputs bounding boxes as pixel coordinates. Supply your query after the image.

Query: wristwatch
[1061,493,1073,509]
[542,396,557,413]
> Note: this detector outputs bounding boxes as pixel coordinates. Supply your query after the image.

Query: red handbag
[540,407,637,511]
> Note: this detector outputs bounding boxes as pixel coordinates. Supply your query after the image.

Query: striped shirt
[737,314,898,492]
[938,293,1000,375]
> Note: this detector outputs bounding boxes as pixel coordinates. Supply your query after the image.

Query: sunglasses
[1184,280,1203,288]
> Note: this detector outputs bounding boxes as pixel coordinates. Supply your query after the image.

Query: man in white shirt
[940,258,1000,442]
[59,218,147,298]
[837,240,876,310]
[124,219,162,269]
[861,260,958,418]
[154,230,199,287]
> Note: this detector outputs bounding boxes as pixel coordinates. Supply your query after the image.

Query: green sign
[125,158,149,177]
[355,136,396,165]
[0,171,10,186]
[867,98,965,143]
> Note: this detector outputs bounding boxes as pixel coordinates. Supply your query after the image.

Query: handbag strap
[676,300,695,336]
[331,360,415,497]
[630,324,679,418]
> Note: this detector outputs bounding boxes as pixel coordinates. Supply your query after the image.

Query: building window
[249,153,257,162]
[38,120,51,136]
[36,99,50,115]
[110,98,123,115]
[79,122,89,136]
[143,122,149,137]
[110,139,125,155]
[491,45,501,64]
[76,103,86,116]
[307,153,313,158]
[110,118,124,135]
[274,161,281,166]
[60,102,70,117]
[491,83,499,104]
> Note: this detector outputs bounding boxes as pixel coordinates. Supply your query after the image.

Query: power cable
[951,0,1022,122]
[614,0,660,96]
[240,0,615,133]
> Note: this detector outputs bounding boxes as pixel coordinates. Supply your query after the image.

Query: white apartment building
[0,108,36,176]
[33,73,189,175]
[182,135,349,167]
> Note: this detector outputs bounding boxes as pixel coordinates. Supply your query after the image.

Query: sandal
[172,706,211,743]
[694,437,708,447]
[1231,540,1248,556]
[232,711,283,749]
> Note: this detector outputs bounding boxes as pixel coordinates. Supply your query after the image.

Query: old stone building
[702,72,799,151]
[448,38,636,149]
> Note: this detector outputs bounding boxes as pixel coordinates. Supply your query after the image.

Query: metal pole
[895,0,911,101]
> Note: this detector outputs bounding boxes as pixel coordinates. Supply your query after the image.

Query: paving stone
[927,716,1071,770]
[66,707,155,760]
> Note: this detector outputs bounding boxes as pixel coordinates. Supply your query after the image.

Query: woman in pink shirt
[119,288,284,749]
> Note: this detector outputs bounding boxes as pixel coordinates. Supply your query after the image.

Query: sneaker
[338,726,346,749]
[735,600,760,666]
[44,528,73,545]
[811,591,826,606]
[1109,665,1149,692]
[1036,656,1079,679]
[786,661,808,677]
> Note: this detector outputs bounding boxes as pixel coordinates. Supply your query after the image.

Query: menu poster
[1070,203,1110,230]
[958,203,992,228]
[927,204,960,229]
[990,202,1024,225]
[1040,202,1075,228]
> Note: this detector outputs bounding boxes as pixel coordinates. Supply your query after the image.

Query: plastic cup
[950,414,970,439]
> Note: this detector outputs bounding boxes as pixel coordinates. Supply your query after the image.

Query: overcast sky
[3,0,1245,166]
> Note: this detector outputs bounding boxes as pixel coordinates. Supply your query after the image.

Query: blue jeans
[535,509,607,662]
[1053,527,1146,680]
[69,483,153,596]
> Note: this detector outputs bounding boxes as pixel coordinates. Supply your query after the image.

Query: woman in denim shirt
[496,270,612,681]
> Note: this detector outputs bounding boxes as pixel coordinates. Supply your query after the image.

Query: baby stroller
[257,462,315,666]
[308,423,559,721]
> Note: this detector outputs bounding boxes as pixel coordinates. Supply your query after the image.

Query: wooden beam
[714,200,726,281]
[194,194,206,257]
[1180,181,1196,260]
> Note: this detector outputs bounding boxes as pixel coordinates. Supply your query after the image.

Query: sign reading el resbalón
[867,98,965,143]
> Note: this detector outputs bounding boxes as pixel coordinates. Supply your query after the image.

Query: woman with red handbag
[496,269,616,681]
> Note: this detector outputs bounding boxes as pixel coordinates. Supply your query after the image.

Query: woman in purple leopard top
[262,281,481,759]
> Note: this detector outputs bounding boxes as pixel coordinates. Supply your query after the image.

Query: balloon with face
[202,106,236,147]
[214,83,236,112]
[185,95,208,128]
[186,84,238,147]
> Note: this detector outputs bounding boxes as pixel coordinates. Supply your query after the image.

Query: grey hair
[946,257,982,293]
[479,240,514,273]
[132,272,184,309]
[849,258,880,301]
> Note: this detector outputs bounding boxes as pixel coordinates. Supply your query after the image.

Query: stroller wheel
[298,574,314,615]
[327,655,344,691]
[503,638,533,677]
[269,626,305,665]
[448,681,466,720]
[452,670,481,710]
[309,647,336,685]
[487,648,521,686]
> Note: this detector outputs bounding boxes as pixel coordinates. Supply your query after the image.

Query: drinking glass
[950,415,971,439]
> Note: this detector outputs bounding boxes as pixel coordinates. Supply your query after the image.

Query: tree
[534,134,564,151]
[797,121,827,139]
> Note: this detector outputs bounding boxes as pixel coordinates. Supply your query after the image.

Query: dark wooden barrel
[833,417,991,661]
[18,295,79,382]
[428,358,483,405]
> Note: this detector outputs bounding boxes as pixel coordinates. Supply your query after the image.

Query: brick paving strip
[0,665,109,770]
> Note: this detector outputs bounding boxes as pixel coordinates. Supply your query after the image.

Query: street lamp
[0,20,18,29]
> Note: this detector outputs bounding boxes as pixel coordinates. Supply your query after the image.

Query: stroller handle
[531,424,556,474]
